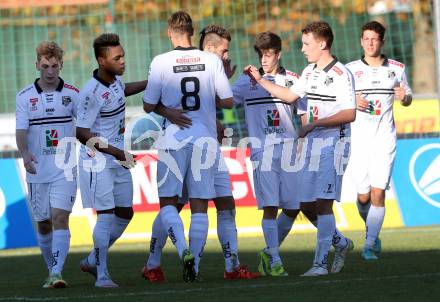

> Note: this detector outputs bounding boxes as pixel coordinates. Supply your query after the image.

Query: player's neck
[96,68,115,84]
[315,52,334,70]
[37,78,60,92]
[170,34,192,49]
[264,65,280,76]
[363,54,384,67]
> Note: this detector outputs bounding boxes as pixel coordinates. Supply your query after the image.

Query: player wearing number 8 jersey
[346,21,412,260]
[143,11,233,282]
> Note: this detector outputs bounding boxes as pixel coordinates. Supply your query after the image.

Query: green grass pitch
[1,226,440,302]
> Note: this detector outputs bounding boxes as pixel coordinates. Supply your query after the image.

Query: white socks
[357,201,371,223]
[314,214,335,268]
[277,212,295,245]
[332,228,349,250]
[262,219,281,266]
[87,215,131,266]
[189,213,208,274]
[160,205,187,258]
[365,205,385,249]
[51,230,70,275]
[93,214,113,280]
[217,209,240,272]
[147,213,168,269]
[37,232,53,273]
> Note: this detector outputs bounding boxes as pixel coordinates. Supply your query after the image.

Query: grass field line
[2,271,440,301]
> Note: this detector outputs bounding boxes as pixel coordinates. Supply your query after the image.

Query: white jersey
[16,78,79,183]
[143,47,232,149]
[293,58,356,138]
[346,56,411,141]
[76,70,126,168]
[232,67,301,154]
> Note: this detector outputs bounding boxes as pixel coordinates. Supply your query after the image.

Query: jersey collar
[34,77,65,94]
[361,54,389,66]
[258,66,286,76]
[174,46,197,51]
[313,56,338,73]
[93,69,112,88]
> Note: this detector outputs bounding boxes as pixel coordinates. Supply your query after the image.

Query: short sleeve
[15,93,29,130]
[213,56,233,100]
[289,68,308,98]
[399,67,412,96]
[76,92,101,128]
[143,57,163,105]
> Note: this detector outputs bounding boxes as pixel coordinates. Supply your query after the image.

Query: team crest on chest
[62,96,72,107]
[388,70,396,79]
[324,76,333,86]
[285,79,294,88]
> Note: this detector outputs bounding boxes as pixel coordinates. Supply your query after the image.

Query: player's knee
[115,206,134,220]
[357,193,370,204]
[263,206,278,219]
[282,209,300,219]
[37,220,53,234]
[213,196,235,211]
[370,189,385,206]
[190,198,208,213]
[52,212,70,230]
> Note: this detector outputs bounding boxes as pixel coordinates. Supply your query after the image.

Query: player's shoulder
[345,59,363,70]
[62,82,80,95]
[330,61,350,76]
[387,58,405,69]
[283,68,300,79]
[80,77,102,98]
[17,83,36,99]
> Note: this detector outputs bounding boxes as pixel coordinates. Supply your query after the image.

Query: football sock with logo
[357,200,371,223]
[87,216,131,266]
[365,205,385,249]
[93,214,113,280]
[51,229,70,275]
[262,219,281,266]
[160,205,187,258]
[217,209,240,272]
[314,214,335,268]
[189,213,209,274]
[37,231,53,273]
[146,213,168,269]
[332,228,349,250]
[277,212,295,246]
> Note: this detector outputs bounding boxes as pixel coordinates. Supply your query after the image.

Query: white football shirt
[143,47,233,149]
[76,70,126,168]
[16,78,79,183]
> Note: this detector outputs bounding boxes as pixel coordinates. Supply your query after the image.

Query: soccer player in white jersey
[346,21,412,260]
[16,41,78,288]
[246,22,356,276]
[232,32,302,277]
[76,33,147,288]
[143,11,234,282]
[142,25,259,282]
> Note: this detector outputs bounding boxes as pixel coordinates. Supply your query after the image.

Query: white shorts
[157,144,216,199]
[350,141,396,193]
[251,145,299,210]
[296,135,350,203]
[178,150,232,204]
[28,177,77,222]
[79,165,133,211]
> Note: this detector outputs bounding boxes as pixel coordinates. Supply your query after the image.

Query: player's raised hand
[244,65,261,84]
[298,123,315,138]
[223,58,237,79]
[116,150,136,169]
[165,108,192,129]
[356,92,369,111]
[23,152,38,174]
[394,82,406,102]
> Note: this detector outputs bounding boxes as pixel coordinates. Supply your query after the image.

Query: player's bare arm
[394,82,412,107]
[76,127,135,168]
[299,108,356,138]
[16,129,38,174]
[216,97,234,109]
[124,80,148,96]
[244,65,299,103]
[154,102,192,128]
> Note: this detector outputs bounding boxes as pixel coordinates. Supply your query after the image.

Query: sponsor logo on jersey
[45,129,58,147]
[101,91,110,100]
[355,70,363,78]
[332,66,343,75]
[30,98,39,111]
[368,100,381,115]
[45,108,55,115]
[389,60,404,68]
[176,57,201,64]
[409,143,440,208]
[309,106,319,123]
[118,119,125,135]
[267,109,280,127]
[63,83,79,93]
[324,76,333,86]
[62,96,72,106]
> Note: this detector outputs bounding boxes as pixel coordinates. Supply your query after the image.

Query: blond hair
[36,41,64,61]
